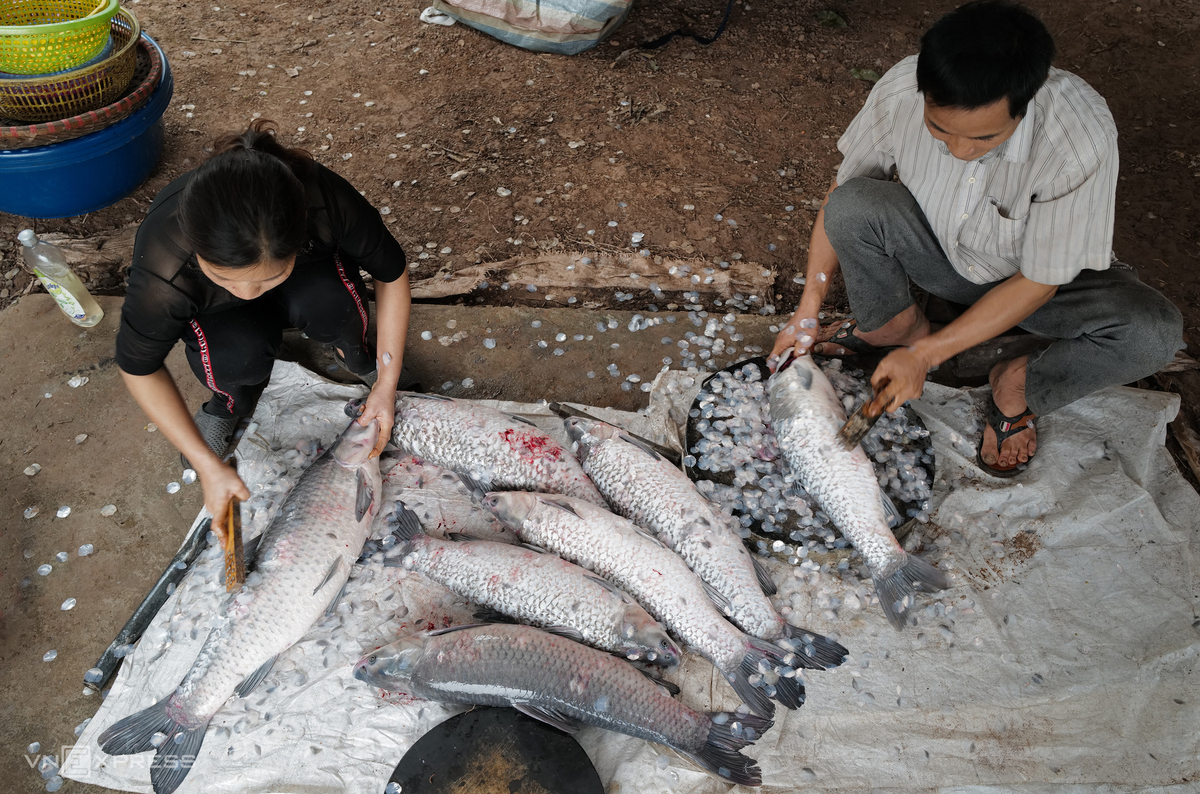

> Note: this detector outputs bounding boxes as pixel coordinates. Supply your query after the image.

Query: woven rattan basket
[0,31,158,149]
[0,0,119,75]
[0,5,136,122]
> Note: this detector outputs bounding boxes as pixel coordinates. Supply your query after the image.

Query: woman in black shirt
[117,121,410,538]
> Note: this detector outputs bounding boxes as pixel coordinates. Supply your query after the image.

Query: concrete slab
[0,295,780,793]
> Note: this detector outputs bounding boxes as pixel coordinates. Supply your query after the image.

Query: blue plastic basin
[0,34,173,219]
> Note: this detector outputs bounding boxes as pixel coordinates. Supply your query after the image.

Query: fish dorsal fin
[540,496,582,518]
[752,555,778,596]
[618,432,663,461]
[355,469,376,523]
[513,703,582,735]
[701,580,733,614]
[391,503,424,543]
[542,625,585,642]
[508,414,538,427]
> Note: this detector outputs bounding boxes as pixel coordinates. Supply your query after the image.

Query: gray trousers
[824,177,1185,416]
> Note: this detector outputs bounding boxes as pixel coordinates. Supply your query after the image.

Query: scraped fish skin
[565,417,847,669]
[392,533,681,665]
[354,624,771,786]
[568,418,785,637]
[391,393,606,506]
[767,354,948,629]
[377,453,518,543]
[98,418,383,794]
[483,492,805,718]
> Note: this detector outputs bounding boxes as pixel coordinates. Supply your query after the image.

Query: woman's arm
[356,270,411,457]
[120,366,249,542]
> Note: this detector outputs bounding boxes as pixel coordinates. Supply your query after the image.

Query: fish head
[332,417,381,468]
[353,635,425,689]
[480,491,537,528]
[564,416,616,446]
[621,609,682,668]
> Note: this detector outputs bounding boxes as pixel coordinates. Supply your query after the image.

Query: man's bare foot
[813,304,933,356]
[980,355,1038,469]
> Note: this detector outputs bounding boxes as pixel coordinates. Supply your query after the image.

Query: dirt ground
[1,0,1198,348]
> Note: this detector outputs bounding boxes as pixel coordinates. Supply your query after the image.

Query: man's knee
[1122,285,1184,369]
[824,177,908,244]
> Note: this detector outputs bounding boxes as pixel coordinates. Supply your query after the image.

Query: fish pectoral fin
[513,703,582,735]
[631,526,668,549]
[324,580,350,617]
[625,660,682,695]
[751,555,778,596]
[542,625,585,642]
[520,541,551,554]
[472,606,518,624]
[701,581,733,615]
[426,623,487,637]
[355,469,377,523]
[617,432,663,461]
[880,492,903,529]
[456,472,493,502]
[313,557,345,596]
[507,414,539,427]
[539,496,581,518]
[584,573,625,596]
[235,655,278,698]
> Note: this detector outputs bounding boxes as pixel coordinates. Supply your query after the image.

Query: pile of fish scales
[687,361,934,556]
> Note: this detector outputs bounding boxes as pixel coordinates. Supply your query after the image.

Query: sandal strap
[984,399,1036,445]
[826,320,898,356]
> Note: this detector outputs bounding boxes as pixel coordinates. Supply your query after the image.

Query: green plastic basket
[0,0,119,75]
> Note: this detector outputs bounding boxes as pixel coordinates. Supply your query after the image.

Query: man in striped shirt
[770,0,1183,477]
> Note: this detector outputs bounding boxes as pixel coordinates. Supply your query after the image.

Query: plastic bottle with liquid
[18,229,104,327]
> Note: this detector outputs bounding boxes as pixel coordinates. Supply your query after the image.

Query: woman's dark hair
[916,0,1056,119]
[179,119,314,269]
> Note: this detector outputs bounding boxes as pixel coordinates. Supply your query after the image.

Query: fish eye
[660,640,672,650]
[368,655,377,664]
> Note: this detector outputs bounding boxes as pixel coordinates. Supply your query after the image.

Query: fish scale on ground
[768,352,949,629]
[481,491,806,720]
[391,392,606,505]
[355,624,772,786]
[566,415,848,670]
[382,505,682,665]
[97,415,384,794]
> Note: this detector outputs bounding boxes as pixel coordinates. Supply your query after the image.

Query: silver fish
[768,352,948,629]
[483,492,805,719]
[566,416,848,669]
[377,452,518,543]
[355,623,773,786]
[391,392,606,505]
[98,417,383,794]
[383,505,681,665]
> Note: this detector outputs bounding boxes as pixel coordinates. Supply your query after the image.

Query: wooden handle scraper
[223,455,246,592]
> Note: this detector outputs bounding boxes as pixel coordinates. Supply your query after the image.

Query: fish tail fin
[723,643,777,720]
[746,636,807,709]
[874,552,950,630]
[685,712,774,786]
[98,696,208,794]
[776,624,850,670]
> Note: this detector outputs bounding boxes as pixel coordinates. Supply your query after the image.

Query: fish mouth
[352,658,394,689]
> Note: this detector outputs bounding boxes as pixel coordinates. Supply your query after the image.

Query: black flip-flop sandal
[976,399,1037,478]
[820,319,901,357]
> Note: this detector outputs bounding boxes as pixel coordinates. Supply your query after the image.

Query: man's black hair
[916,0,1056,119]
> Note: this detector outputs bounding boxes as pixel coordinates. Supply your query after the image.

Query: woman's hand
[358,379,396,458]
[198,457,250,546]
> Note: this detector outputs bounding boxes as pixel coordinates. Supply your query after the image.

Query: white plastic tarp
[67,361,1200,793]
